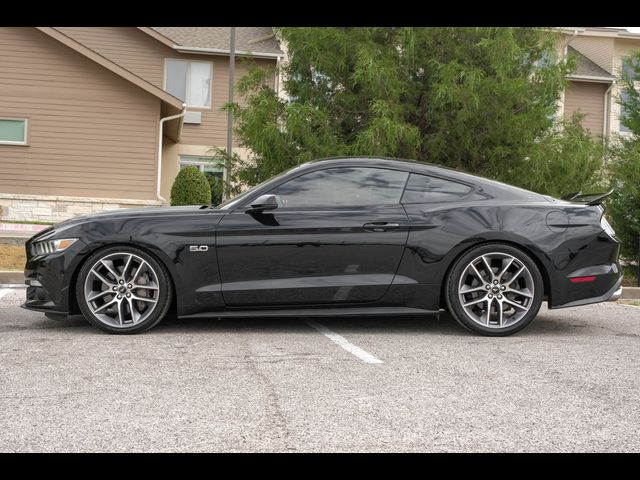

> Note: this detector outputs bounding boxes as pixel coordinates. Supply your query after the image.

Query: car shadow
[148,310,588,337]
[25,310,590,337]
[152,312,468,336]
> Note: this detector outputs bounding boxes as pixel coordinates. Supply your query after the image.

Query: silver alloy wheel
[83,252,160,328]
[457,252,535,328]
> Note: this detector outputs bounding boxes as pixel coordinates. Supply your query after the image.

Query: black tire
[76,245,173,334]
[45,312,68,321]
[444,243,544,336]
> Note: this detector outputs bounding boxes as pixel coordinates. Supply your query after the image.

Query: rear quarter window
[401,173,472,204]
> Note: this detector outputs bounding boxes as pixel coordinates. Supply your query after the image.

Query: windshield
[215,164,304,210]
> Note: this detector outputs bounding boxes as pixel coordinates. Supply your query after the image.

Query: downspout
[603,81,616,138]
[157,104,187,205]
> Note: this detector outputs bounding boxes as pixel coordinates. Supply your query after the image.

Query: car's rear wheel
[76,246,172,334]
[445,243,543,336]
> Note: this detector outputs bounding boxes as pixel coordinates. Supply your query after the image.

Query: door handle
[363,222,400,232]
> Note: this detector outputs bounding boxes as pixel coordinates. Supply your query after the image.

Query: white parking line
[306,319,383,364]
[0,289,12,302]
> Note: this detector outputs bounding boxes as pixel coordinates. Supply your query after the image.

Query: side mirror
[246,194,278,214]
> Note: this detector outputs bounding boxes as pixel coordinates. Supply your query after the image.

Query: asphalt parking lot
[1,287,639,452]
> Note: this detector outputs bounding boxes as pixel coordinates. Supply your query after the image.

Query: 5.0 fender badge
[189,245,209,252]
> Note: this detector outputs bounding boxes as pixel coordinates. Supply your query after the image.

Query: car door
[216,166,411,306]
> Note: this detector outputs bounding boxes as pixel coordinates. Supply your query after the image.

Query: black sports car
[22,157,622,336]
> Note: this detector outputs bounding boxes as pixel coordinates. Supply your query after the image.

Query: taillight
[569,276,597,283]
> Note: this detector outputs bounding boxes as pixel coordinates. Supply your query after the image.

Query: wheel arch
[438,238,552,309]
[67,242,178,316]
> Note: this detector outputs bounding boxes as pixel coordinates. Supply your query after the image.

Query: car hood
[31,205,214,241]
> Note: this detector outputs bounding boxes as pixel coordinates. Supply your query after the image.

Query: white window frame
[0,117,28,145]
[179,155,224,175]
[164,59,213,109]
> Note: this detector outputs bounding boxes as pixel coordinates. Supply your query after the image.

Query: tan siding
[570,36,614,73]
[563,81,607,137]
[55,27,277,147]
[0,27,160,200]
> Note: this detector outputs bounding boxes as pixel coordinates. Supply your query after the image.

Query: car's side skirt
[178,306,441,319]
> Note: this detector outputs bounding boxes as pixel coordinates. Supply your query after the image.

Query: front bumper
[22,238,86,315]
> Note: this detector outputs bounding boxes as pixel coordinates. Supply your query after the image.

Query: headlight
[33,238,78,256]
[601,216,616,238]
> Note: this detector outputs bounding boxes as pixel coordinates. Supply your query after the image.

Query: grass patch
[619,300,640,307]
[0,220,54,225]
[0,244,25,271]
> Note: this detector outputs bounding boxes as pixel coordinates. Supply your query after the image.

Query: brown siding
[563,81,607,137]
[56,27,276,147]
[0,27,160,200]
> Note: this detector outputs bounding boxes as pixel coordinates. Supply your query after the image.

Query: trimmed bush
[170,166,212,206]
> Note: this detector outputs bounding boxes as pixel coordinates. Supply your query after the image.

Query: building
[557,27,640,138]
[0,27,282,222]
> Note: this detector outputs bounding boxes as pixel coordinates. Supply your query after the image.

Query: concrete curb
[0,271,24,285]
[621,286,640,300]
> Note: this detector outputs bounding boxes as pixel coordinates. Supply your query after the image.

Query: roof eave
[567,74,615,83]
[173,45,282,59]
[137,27,177,48]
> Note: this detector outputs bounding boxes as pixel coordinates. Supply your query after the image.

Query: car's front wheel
[445,243,543,336]
[76,246,173,334]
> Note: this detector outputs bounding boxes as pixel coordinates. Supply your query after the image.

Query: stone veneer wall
[0,194,163,223]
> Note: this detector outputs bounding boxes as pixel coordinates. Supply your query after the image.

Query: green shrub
[607,139,640,260]
[170,166,212,206]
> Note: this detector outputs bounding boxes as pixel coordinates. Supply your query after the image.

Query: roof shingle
[568,46,615,79]
[151,27,282,55]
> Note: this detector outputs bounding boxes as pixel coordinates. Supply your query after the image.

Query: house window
[0,118,27,145]
[165,60,213,108]
[619,91,631,133]
[179,155,223,177]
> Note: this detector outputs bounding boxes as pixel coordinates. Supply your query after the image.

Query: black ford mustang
[22,157,622,336]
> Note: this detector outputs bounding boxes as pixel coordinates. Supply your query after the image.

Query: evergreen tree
[227,27,603,197]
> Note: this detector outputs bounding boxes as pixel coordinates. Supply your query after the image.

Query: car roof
[299,156,549,202]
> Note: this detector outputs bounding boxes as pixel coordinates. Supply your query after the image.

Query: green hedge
[170,166,212,206]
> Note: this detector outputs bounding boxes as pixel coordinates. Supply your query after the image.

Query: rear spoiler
[561,189,614,206]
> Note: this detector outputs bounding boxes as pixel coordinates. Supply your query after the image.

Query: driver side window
[269,167,409,208]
